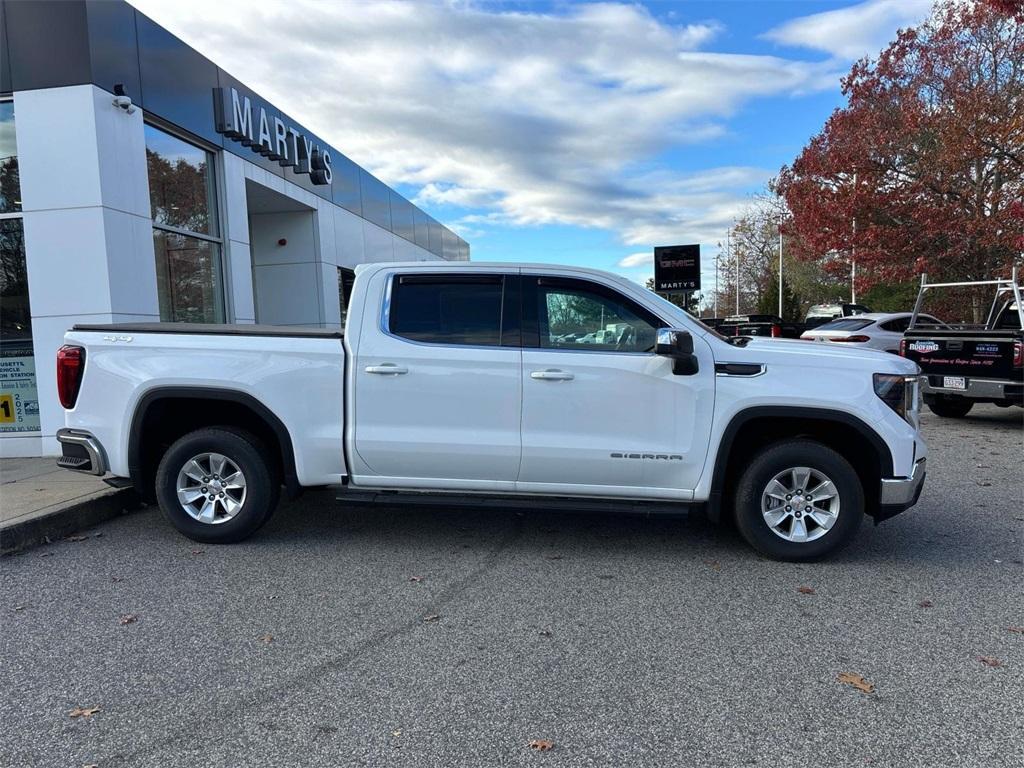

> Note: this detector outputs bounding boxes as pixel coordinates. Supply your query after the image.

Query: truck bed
[72,322,343,339]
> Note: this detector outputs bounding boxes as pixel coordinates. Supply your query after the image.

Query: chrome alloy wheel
[175,452,247,525]
[760,466,840,543]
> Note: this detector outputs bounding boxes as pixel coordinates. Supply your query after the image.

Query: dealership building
[0,0,469,457]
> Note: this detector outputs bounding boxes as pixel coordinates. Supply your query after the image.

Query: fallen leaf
[93,533,104,538]
[38,552,54,558]
[392,729,402,737]
[110,577,124,583]
[14,605,26,611]
[83,764,99,768]
[422,614,440,623]
[66,535,89,542]
[408,576,424,583]
[918,600,933,608]
[704,559,722,571]
[597,574,614,580]
[528,739,554,751]
[837,672,874,694]
[191,549,204,556]
[1007,627,1024,634]
[69,705,101,719]
[978,656,1002,667]
[539,629,552,637]
[119,614,138,626]
[975,481,992,487]
[798,587,815,595]
[545,554,563,561]
[258,634,274,644]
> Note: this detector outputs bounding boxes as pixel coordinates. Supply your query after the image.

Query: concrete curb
[0,488,143,555]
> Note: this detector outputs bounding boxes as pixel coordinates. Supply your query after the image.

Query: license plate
[943,376,966,390]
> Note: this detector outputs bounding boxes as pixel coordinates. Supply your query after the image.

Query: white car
[800,312,942,354]
[55,262,926,562]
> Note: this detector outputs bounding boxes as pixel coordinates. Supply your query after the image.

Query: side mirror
[656,328,699,375]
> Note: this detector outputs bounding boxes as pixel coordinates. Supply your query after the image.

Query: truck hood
[730,337,918,374]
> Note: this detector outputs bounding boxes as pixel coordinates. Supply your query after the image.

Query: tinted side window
[532,278,661,352]
[879,317,910,332]
[389,275,504,346]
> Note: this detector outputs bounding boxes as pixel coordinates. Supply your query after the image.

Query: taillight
[1014,341,1022,368]
[57,345,85,409]
[899,338,908,357]
[831,335,871,343]
[771,324,781,338]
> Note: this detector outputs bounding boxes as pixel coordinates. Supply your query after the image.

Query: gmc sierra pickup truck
[55,262,926,561]
[900,272,1023,418]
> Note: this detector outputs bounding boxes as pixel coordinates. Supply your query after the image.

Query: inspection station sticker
[0,354,41,433]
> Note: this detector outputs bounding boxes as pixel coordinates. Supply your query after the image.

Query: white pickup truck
[55,262,926,560]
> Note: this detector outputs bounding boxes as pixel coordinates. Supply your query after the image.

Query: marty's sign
[214,87,332,185]
[653,244,700,292]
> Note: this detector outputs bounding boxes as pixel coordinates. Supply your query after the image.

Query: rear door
[517,274,714,498]
[352,270,522,489]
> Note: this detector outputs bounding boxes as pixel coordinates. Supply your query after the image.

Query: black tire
[927,397,974,418]
[155,427,280,544]
[734,439,863,562]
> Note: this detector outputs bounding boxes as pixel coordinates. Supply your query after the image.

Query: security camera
[112,83,136,114]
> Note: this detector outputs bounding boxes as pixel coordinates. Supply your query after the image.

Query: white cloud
[129,0,839,252]
[763,0,932,60]
[618,252,653,268]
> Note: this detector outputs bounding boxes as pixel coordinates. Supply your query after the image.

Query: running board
[335,488,696,516]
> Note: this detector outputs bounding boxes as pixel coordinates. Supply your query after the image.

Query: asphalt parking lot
[2,405,1022,768]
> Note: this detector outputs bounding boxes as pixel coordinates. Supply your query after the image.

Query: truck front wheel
[155,427,280,544]
[734,440,863,561]
[926,397,973,418]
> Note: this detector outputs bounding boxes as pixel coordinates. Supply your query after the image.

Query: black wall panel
[136,11,221,147]
[359,170,392,231]
[6,0,91,92]
[85,0,140,101]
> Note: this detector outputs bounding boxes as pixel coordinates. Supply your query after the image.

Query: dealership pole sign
[653,245,700,292]
[214,87,333,185]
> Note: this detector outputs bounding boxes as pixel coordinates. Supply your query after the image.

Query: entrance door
[352,271,522,489]
[517,275,713,498]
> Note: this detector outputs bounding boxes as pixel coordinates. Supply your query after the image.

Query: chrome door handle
[530,369,574,381]
[365,364,408,375]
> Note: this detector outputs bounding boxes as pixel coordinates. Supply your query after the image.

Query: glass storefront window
[146,125,216,235]
[153,230,225,323]
[338,267,355,329]
[1,101,21,214]
[145,124,225,323]
[0,218,39,433]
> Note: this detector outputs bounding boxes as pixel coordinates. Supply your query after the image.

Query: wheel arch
[128,387,299,499]
[708,406,893,524]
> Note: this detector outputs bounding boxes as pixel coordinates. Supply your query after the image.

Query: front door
[352,271,522,489]
[517,275,713,498]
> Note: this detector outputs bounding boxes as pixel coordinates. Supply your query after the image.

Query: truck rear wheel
[927,397,973,418]
[155,427,280,544]
[734,440,863,561]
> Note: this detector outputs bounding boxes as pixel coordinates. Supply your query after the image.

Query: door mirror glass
[656,328,699,375]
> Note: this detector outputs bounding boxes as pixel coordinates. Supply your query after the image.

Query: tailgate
[903,334,1018,379]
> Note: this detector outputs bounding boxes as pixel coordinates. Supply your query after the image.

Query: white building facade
[0,0,468,457]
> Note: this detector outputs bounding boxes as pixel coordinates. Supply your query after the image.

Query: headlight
[873,373,920,429]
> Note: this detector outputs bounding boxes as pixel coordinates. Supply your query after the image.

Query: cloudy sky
[130,0,931,287]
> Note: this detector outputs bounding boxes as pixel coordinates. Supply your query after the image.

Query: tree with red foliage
[778,0,1023,292]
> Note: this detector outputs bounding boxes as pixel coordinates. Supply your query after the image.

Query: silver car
[800,312,942,354]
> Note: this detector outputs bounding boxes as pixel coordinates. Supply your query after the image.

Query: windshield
[815,318,874,331]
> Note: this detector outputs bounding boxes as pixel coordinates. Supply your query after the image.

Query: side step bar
[336,487,696,516]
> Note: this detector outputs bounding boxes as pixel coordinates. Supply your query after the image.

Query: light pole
[714,247,719,318]
[778,224,784,318]
[730,224,739,315]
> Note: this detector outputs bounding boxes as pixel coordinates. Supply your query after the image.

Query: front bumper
[876,457,926,522]
[56,428,107,476]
